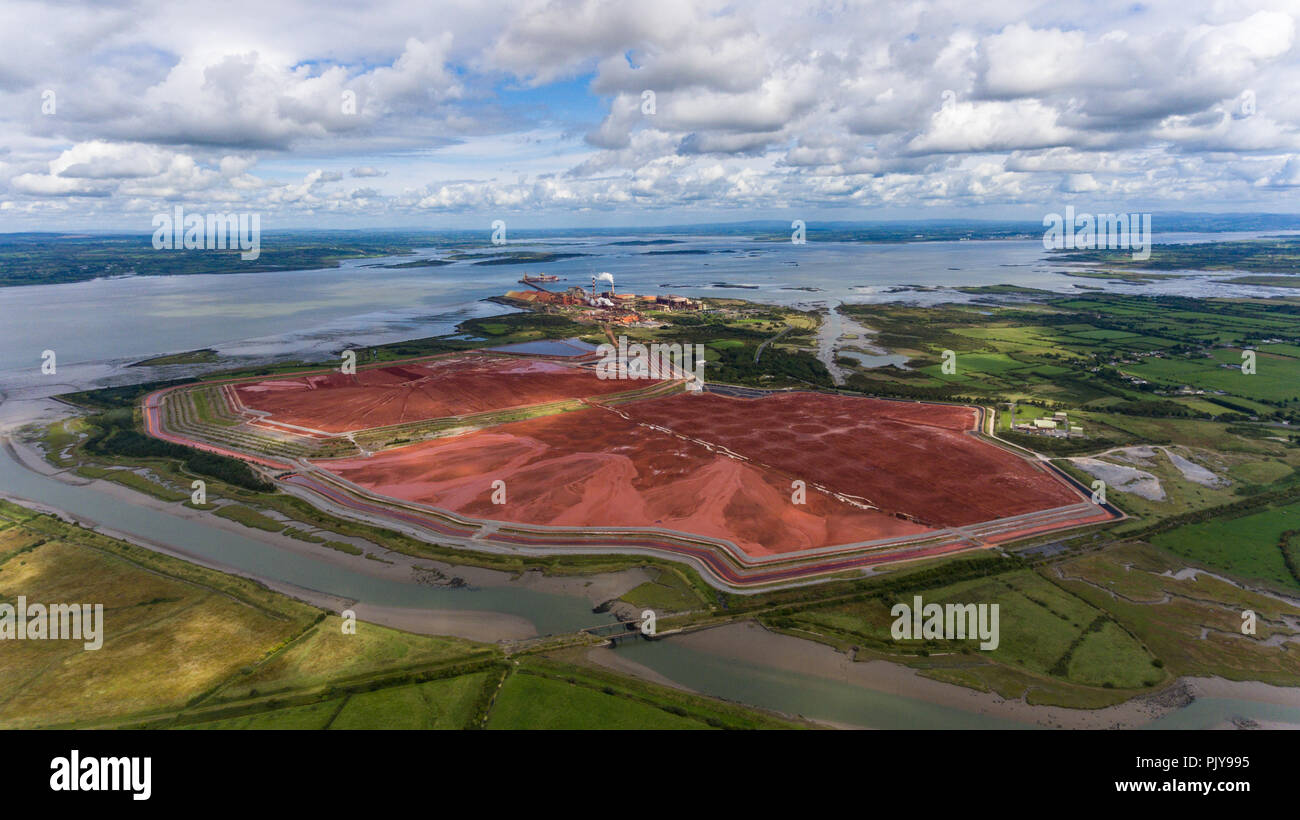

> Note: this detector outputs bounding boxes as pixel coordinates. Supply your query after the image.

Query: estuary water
[614,637,1300,730]
[1,231,1294,401]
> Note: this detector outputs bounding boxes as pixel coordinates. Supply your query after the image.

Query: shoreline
[596,621,1300,729]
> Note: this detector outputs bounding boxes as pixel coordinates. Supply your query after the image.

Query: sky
[1,0,1298,231]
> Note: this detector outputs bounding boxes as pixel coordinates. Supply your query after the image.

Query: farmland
[0,497,802,730]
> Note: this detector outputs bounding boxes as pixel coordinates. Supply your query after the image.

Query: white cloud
[11,173,108,197]
[907,100,1078,155]
[1061,173,1100,193]
[2,0,1300,226]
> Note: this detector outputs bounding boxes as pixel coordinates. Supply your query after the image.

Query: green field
[185,700,344,730]
[329,674,490,729]
[214,504,286,532]
[130,349,220,367]
[213,616,487,701]
[186,673,492,730]
[0,501,320,728]
[620,568,709,613]
[775,568,1161,702]
[841,294,1300,426]
[1230,460,1293,484]
[1063,621,1156,688]
[94,468,190,502]
[1055,542,1300,685]
[1150,501,1300,590]
[487,671,711,729]
[1126,350,1300,403]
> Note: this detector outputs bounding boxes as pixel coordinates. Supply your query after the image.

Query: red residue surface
[320,405,932,557]
[617,392,1081,527]
[231,354,650,433]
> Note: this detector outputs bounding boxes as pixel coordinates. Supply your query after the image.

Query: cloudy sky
[2,0,1298,230]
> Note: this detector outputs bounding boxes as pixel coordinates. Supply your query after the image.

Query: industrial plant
[503,271,703,326]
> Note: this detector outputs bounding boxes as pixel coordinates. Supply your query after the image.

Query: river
[613,633,1300,730]
[0,442,609,636]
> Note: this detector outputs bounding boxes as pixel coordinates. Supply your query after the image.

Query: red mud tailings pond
[617,392,1081,527]
[231,354,651,433]
[318,407,930,557]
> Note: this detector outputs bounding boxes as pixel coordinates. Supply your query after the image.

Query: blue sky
[1,0,1298,230]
